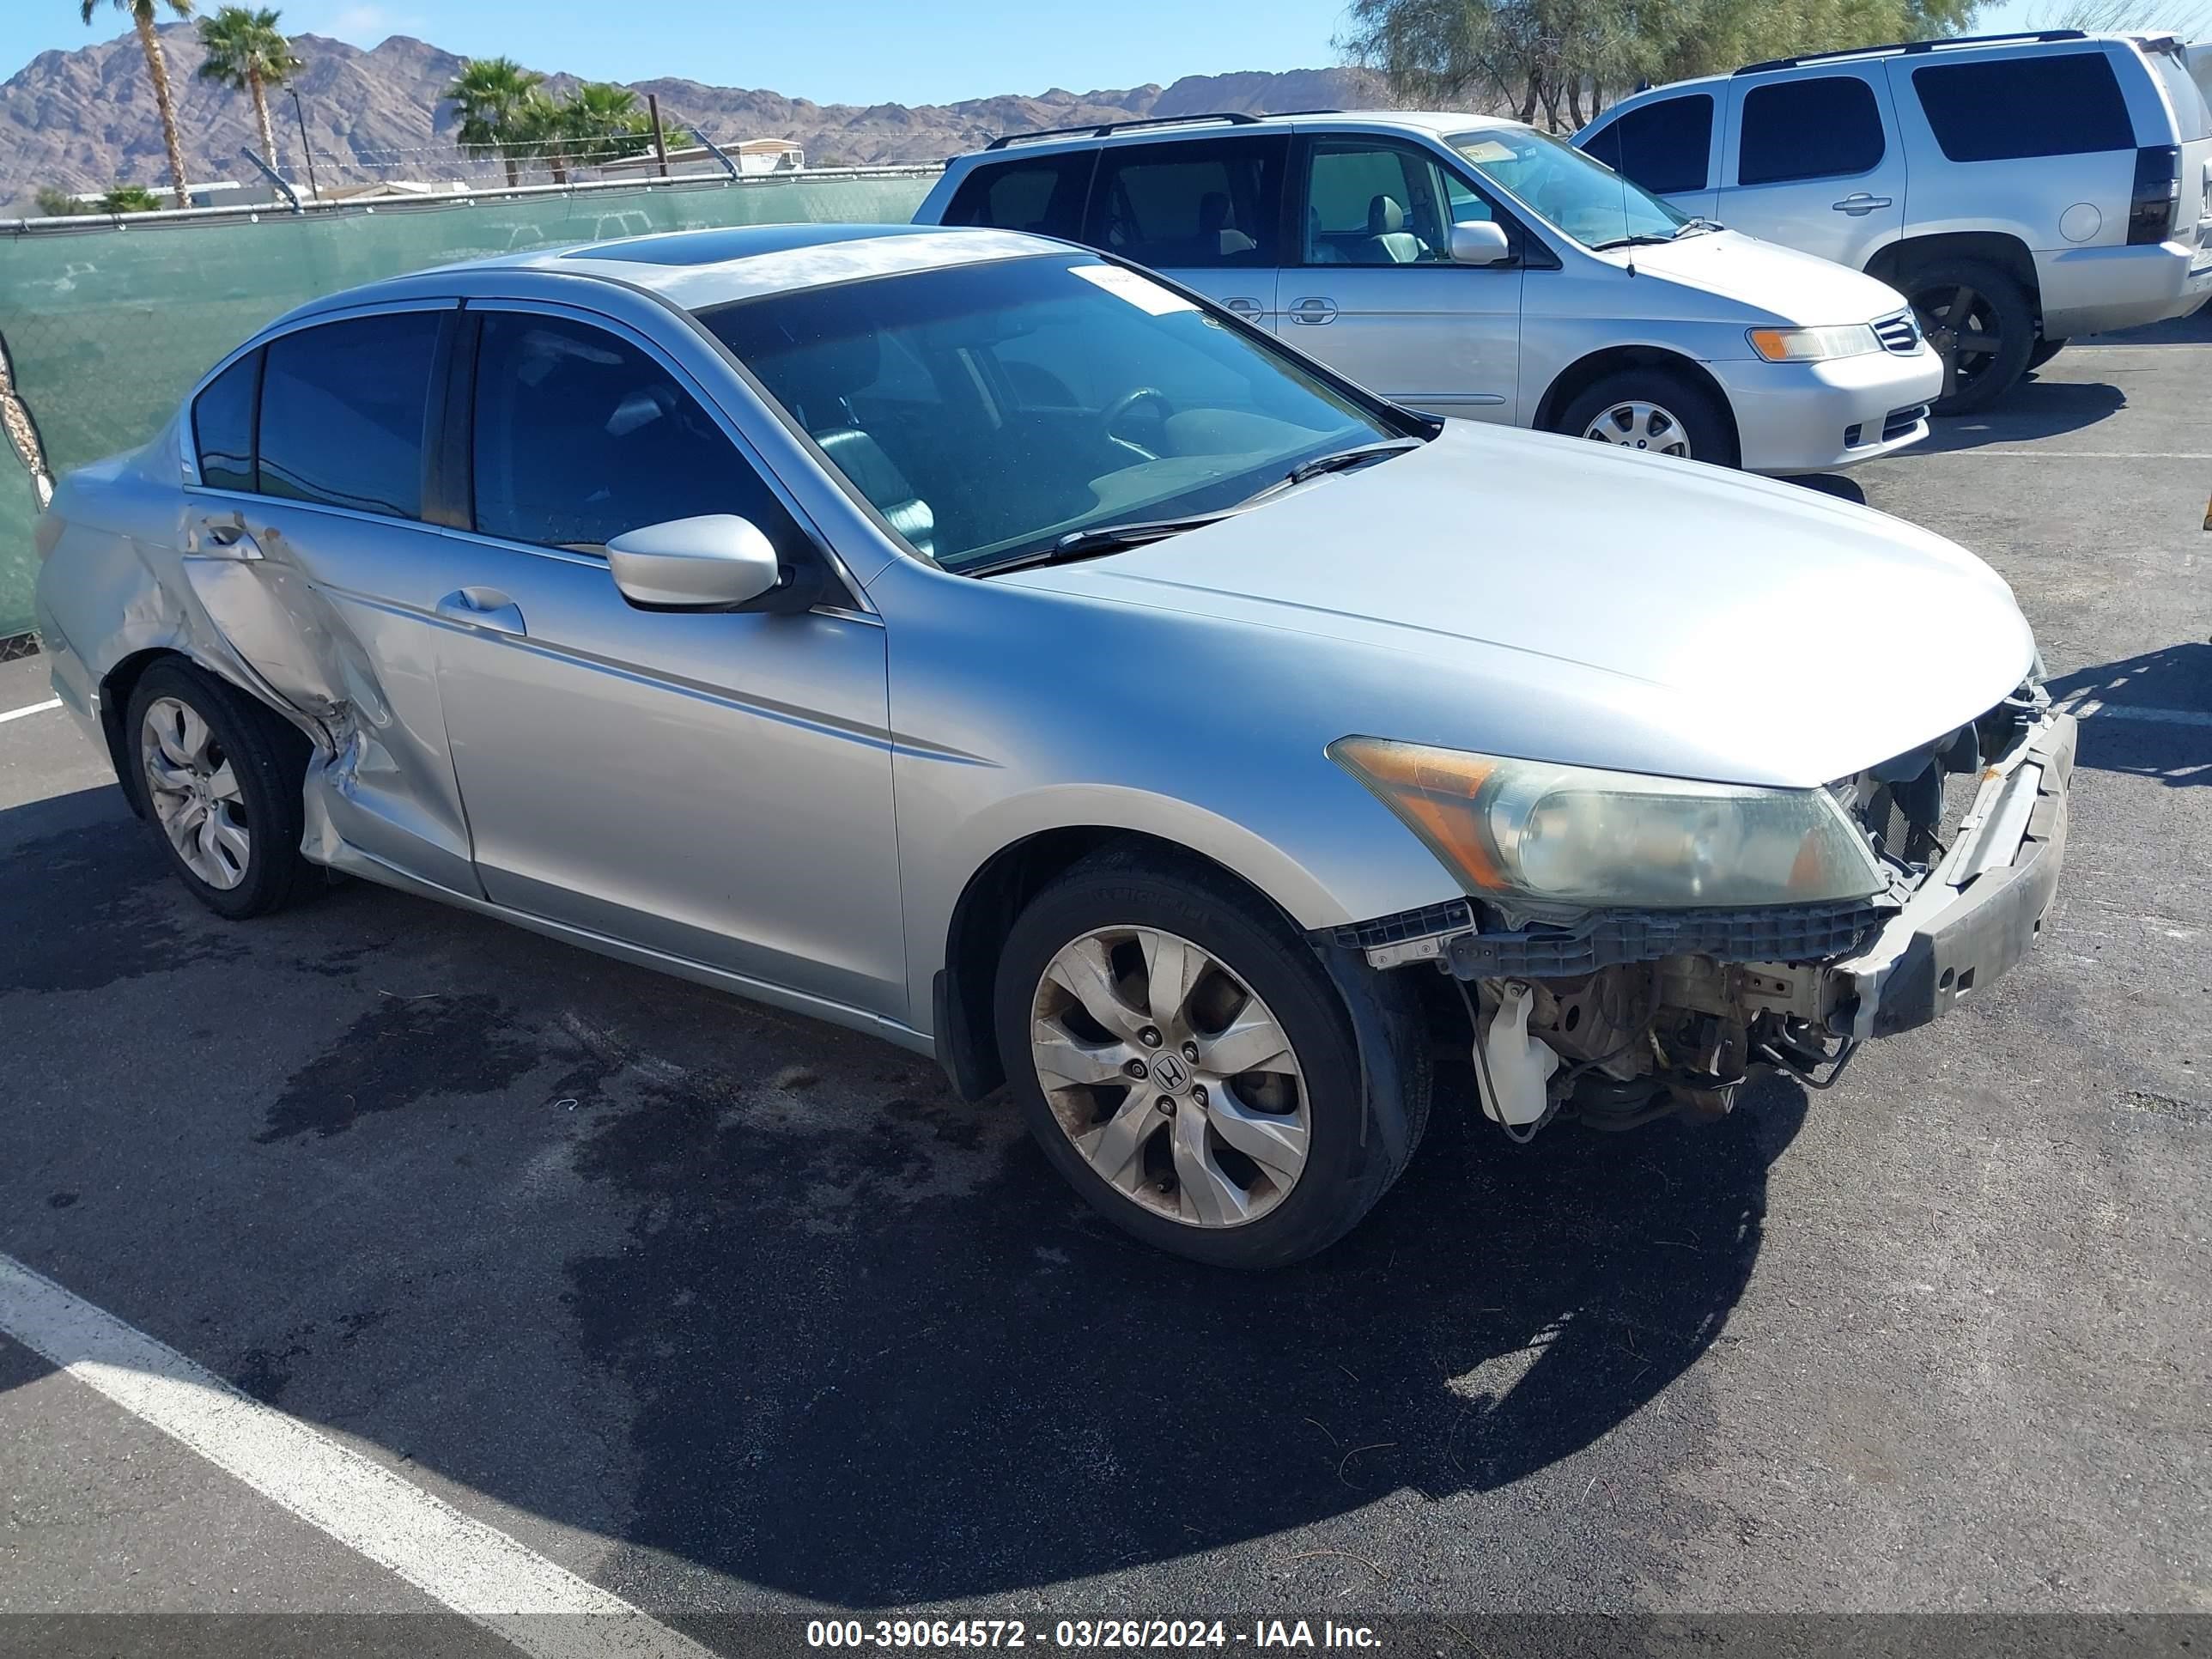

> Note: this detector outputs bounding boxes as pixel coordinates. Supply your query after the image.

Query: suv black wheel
[994,849,1429,1268]
[1906,259,2035,415]
[127,659,319,920]
[1557,368,1738,469]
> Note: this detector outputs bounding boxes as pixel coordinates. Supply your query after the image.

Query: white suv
[1576,29,2212,412]
[915,112,1942,475]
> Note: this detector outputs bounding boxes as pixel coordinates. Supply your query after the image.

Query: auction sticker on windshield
[1070,263,1198,314]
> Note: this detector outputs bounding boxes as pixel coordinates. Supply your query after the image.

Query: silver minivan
[916,111,1945,474]
[1577,30,2212,410]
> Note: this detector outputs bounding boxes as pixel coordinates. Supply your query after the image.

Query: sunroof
[565,222,940,268]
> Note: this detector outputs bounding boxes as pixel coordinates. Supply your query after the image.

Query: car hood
[1002,422,2036,790]
[1605,228,1909,324]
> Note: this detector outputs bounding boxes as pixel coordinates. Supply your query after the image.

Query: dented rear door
[177,301,480,895]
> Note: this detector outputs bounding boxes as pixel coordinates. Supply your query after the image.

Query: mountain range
[0,25,1390,211]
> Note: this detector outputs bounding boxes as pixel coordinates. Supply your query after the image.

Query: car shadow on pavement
[1912,378,2128,455]
[557,1030,1808,1605]
[2048,643,2212,788]
[0,789,1806,1609]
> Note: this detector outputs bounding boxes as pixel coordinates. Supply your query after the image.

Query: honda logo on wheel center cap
[1152,1052,1189,1091]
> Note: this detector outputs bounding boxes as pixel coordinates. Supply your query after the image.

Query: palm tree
[442,57,543,189]
[83,0,197,210]
[560,82,653,170]
[195,6,301,173]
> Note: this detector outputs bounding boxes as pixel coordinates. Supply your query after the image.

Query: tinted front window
[701,254,1401,573]
[258,312,440,518]
[192,349,259,493]
[471,313,793,551]
[1580,94,1714,195]
[1911,54,2136,161]
[1086,137,1286,267]
[944,154,1093,239]
[1450,126,1685,248]
[1738,76,1886,185]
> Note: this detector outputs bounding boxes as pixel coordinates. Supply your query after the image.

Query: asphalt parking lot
[3,308,2209,1656]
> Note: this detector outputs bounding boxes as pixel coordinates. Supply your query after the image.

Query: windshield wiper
[1593,233,1676,252]
[1672,216,1725,238]
[965,510,1241,578]
[966,439,1425,579]
[1282,437,1425,488]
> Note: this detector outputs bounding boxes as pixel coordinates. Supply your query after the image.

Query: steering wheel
[1100,386,1174,463]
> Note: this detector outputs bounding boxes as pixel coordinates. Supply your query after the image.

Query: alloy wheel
[1029,925,1310,1228]
[139,696,252,890]
[1581,399,1691,458]
[1911,282,2004,404]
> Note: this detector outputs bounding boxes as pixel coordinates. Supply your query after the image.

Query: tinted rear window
[1085,136,1288,268]
[1581,94,1715,195]
[1911,53,2136,161]
[944,154,1093,240]
[258,312,441,519]
[2142,46,2210,143]
[192,349,259,493]
[1739,76,1886,185]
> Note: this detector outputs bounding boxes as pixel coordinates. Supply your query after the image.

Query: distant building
[604,137,805,178]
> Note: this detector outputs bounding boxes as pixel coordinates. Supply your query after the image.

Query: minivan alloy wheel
[140,695,251,890]
[1030,925,1310,1228]
[1580,399,1692,459]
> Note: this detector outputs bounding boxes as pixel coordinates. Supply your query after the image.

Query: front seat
[1197,191,1256,259]
[775,331,936,558]
[1356,195,1423,264]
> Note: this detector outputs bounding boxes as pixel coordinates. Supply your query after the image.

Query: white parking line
[0,697,62,724]
[0,1253,714,1659]
[2066,698,2212,727]
[1922,450,2212,460]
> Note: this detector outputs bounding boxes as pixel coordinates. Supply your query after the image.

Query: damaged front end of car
[1323,688,2075,1134]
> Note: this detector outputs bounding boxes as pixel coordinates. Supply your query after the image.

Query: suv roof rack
[1735,27,2087,76]
[984,111,1263,150]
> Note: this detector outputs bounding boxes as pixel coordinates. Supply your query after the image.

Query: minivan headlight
[1328,737,1884,909]
[1747,324,1881,362]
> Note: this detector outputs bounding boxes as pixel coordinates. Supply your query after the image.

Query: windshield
[1449,126,1688,249]
[699,253,1407,573]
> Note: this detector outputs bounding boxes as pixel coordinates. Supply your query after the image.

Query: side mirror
[606,515,811,614]
[1449,222,1513,267]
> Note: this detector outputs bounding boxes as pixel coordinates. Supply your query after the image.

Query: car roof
[287,222,1067,321]
[948,107,1527,166]
[1595,29,2152,112]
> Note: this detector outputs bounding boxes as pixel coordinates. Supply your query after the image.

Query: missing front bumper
[1829,709,2075,1039]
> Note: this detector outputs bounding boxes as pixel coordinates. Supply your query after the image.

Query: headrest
[1367,194,1407,234]
[1198,191,1231,232]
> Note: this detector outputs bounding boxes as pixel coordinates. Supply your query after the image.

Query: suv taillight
[2128,145,2181,245]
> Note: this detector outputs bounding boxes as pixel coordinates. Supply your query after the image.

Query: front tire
[993,851,1426,1268]
[2027,337,2068,372]
[1557,369,1738,469]
[128,659,317,920]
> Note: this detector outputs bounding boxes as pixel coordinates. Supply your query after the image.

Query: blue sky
[7,0,2063,104]
[8,0,1364,103]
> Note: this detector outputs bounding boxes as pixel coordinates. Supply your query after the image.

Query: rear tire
[1905,259,2035,415]
[1557,368,1738,469]
[2027,337,2068,372]
[993,849,1427,1268]
[127,659,318,920]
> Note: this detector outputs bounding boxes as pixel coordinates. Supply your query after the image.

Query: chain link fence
[0,166,939,642]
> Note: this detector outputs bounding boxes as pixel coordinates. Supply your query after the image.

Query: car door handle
[435,586,527,637]
[1287,296,1338,325]
[1222,295,1266,320]
[1831,193,1893,215]
[192,513,263,561]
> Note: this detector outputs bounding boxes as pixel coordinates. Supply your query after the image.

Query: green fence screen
[0,170,936,640]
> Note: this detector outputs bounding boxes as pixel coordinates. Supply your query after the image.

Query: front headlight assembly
[1746,323,1881,362]
[1329,737,1884,913]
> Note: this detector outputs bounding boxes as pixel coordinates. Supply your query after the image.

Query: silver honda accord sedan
[33,223,2074,1267]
